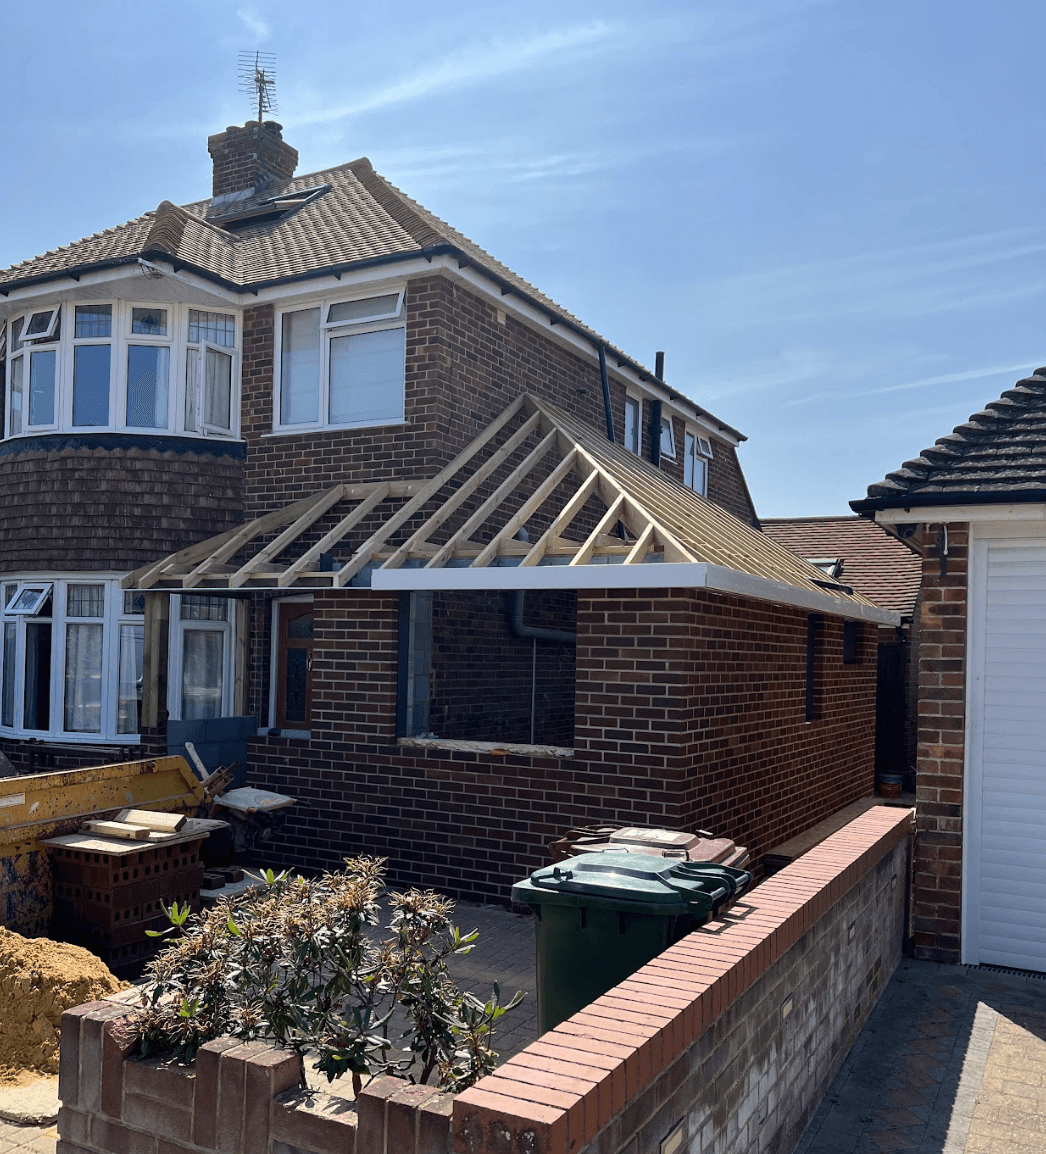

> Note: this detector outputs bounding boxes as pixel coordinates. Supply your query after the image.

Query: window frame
[622,394,641,455]
[270,596,315,731]
[0,575,143,743]
[168,594,235,723]
[2,301,241,441]
[273,287,408,435]
[21,308,61,343]
[683,429,713,496]
[660,415,677,459]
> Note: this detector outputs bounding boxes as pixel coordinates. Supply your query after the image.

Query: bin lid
[515,851,728,910]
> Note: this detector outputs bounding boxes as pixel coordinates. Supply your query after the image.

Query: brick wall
[452,805,913,1154]
[911,522,968,963]
[0,440,243,572]
[207,121,298,198]
[56,808,911,1154]
[247,586,876,904]
[239,276,755,525]
[429,591,576,747]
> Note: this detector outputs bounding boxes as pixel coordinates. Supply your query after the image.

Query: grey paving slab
[796,959,1046,1154]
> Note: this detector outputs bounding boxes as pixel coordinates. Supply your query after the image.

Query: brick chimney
[207,120,298,199]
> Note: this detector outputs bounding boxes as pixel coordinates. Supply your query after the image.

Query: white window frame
[0,575,142,743]
[4,582,54,616]
[623,394,641,455]
[21,308,61,342]
[168,594,235,722]
[660,415,677,459]
[273,287,407,435]
[683,429,713,496]
[3,301,241,441]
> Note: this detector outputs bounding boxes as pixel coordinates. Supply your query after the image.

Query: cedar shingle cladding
[0,440,243,572]
[855,366,1046,509]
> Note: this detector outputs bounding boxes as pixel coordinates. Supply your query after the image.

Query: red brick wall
[207,120,298,198]
[911,523,967,962]
[247,587,877,903]
[239,276,755,524]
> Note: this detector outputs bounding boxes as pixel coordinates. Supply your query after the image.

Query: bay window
[2,302,239,439]
[277,290,405,432]
[0,577,144,741]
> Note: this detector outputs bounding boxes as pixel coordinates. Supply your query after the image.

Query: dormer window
[2,302,240,440]
[660,416,676,459]
[276,290,406,432]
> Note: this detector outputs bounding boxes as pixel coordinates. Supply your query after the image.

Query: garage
[965,537,1046,970]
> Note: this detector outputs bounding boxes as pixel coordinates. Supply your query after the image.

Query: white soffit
[370,560,900,625]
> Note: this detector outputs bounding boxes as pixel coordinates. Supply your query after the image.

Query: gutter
[851,488,1046,516]
[0,243,745,444]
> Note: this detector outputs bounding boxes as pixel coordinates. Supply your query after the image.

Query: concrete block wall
[452,805,912,1154]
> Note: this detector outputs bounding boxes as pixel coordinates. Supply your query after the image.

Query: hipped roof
[126,395,896,624]
[0,155,741,441]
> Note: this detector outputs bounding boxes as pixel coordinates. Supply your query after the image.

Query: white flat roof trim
[370,560,899,624]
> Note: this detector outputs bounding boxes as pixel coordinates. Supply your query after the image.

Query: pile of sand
[0,927,128,1085]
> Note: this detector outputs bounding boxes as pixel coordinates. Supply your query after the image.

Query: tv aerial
[238,51,278,123]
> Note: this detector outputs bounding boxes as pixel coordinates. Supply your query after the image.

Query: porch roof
[124,395,898,625]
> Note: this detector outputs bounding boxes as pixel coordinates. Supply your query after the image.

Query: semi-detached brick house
[853,367,1046,969]
[0,119,897,901]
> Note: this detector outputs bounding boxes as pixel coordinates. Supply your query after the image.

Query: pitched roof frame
[124,395,896,623]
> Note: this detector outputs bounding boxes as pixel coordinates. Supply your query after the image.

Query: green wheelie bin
[512,850,752,1033]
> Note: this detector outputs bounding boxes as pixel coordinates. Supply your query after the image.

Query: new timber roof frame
[125,394,898,624]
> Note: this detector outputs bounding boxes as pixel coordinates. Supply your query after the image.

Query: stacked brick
[911,522,968,961]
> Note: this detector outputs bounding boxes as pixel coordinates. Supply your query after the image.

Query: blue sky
[2,0,1043,517]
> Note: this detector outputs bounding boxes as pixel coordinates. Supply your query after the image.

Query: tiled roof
[0,155,743,441]
[853,367,1046,511]
[761,516,921,616]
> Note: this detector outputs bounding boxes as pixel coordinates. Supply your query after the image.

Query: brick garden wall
[55,807,911,1154]
[452,805,913,1154]
[910,522,968,963]
[246,586,877,903]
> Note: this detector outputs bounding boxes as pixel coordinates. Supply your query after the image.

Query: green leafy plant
[121,857,523,1094]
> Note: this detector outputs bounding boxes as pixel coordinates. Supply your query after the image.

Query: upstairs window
[2,302,239,440]
[683,431,713,496]
[660,416,676,459]
[277,290,406,432]
[623,396,640,454]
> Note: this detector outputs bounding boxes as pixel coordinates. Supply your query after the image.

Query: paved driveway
[797,958,1046,1154]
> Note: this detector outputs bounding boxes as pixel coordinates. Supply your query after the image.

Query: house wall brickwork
[246,587,876,903]
[207,120,299,199]
[910,522,968,963]
[238,276,755,525]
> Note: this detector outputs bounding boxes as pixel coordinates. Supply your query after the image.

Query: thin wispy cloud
[236,7,271,42]
[784,361,1042,408]
[285,23,621,129]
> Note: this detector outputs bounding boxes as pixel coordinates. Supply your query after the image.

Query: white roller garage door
[966,539,1046,970]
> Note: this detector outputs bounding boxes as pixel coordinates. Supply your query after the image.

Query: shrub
[123,857,523,1093]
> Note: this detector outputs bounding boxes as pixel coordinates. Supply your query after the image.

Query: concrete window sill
[397,736,574,759]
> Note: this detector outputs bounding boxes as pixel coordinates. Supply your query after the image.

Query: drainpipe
[648,399,662,467]
[598,344,616,444]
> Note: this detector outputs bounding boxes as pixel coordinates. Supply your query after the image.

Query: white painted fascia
[875,503,1046,525]
[370,559,899,624]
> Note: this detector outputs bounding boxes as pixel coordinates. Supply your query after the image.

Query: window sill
[0,731,141,745]
[397,736,574,759]
[258,727,312,741]
[264,419,409,438]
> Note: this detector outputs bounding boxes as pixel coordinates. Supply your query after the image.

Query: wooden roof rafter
[123,395,885,616]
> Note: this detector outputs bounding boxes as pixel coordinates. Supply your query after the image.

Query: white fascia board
[875,503,1046,525]
[439,258,741,448]
[370,559,899,623]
